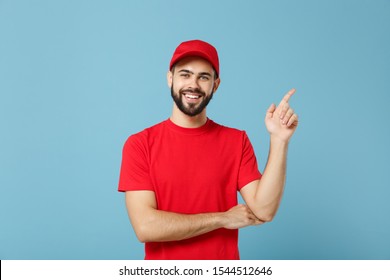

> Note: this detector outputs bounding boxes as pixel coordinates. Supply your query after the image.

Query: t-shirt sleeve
[118,133,154,192]
[237,131,262,190]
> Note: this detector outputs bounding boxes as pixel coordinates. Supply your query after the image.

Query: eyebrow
[178,69,212,77]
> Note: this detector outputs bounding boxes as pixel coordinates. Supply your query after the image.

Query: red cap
[169,40,219,76]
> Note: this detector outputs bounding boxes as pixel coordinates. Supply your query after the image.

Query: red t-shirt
[118,118,261,259]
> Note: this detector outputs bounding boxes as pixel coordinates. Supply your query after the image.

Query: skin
[125,56,299,243]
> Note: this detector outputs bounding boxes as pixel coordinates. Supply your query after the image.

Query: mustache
[179,88,205,96]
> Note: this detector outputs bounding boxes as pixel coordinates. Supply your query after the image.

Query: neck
[170,105,208,128]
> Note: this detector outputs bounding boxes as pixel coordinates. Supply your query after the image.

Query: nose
[187,76,200,89]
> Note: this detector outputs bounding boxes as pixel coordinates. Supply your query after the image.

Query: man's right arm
[125,190,263,243]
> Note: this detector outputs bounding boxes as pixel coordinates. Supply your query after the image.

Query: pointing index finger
[278,88,296,107]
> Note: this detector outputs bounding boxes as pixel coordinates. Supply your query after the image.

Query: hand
[265,88,299,142]
[222,204,263,229]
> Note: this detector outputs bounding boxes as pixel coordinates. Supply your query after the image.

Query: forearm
[135,209,224,243]
[126,191,262,243]
[245,87,297,221]
[126,189,262,243]
[252,136,289,220]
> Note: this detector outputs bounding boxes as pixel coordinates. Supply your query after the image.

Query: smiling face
[168,56,220,117]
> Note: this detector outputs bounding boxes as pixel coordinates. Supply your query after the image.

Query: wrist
[215,212,228,228]
[270,135,290,146]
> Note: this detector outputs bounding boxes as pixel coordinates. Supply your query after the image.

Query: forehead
[174,56,214,74]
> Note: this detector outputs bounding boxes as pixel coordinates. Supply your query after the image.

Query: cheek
[173,79,188,92]
[204,83,215,94]
[172,81,181,92]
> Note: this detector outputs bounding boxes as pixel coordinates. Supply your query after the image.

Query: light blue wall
[1,0,389,259]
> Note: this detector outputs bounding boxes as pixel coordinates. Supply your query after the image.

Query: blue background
[1,0,389,260]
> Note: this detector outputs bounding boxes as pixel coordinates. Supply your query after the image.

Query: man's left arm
[240,89,298,222]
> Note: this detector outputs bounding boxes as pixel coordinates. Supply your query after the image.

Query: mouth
[181,91,204,103]
[183,93,201,99]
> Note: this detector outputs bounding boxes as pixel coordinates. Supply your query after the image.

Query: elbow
[132,215,163,243]
[136,236,148,244]
[134,223,153,243]
[257,215,274,223]
[262,215,275,223]
[129,211,157,243]
[255,211,277,223]
[135,230,147,243]
[253,204,280,223]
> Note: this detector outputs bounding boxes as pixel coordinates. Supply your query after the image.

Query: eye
[180,73,190,78]
[199,75,210,81]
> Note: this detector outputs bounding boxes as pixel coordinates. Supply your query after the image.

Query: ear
[213,77,221,93]
[167,70,173,88]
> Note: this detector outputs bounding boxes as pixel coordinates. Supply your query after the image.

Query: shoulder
[123,120,168,149]
[129,120,167,139]
[210,119,247,138]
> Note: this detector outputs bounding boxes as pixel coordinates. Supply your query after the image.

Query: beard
[170,83,214,117]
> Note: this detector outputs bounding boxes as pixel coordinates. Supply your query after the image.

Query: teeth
[186,94,200,99]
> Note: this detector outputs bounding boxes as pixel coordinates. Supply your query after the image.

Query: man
[118,39,298,260]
